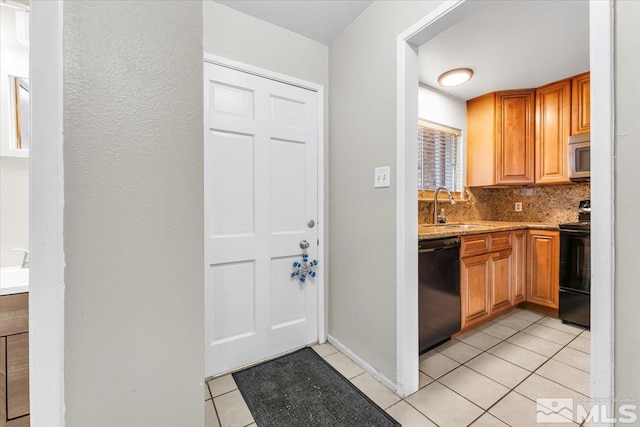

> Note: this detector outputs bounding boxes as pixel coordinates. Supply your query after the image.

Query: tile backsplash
[419,182,590,225]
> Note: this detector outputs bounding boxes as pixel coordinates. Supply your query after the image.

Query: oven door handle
[560,229,590,235]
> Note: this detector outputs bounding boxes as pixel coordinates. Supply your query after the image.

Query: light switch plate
[515,202,523,212]
[374,166,391,188]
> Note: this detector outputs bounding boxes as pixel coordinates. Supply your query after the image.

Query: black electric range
[558,200,591,328]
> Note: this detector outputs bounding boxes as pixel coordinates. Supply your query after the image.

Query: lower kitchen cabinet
[460,228,559,331]
[511,229,527,304]
[490,249,513,312]
[461,253,491,329]
[526,230,560,309]
[461,231,517,329]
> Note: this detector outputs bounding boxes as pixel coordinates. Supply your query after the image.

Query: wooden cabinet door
[467,93,496,187]
[461,254,491,328]
[511,230,527,304]
[6,333,29,420]
[490,249,512,313]
[571,72,590,135]
[527,230,560,309]
[536,80,571,184]
[495,90,535,185]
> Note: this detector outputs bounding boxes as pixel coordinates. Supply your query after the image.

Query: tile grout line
[416,327,528,426]
[210,387,239,400]
[413,313,589,426]
[528,334,591,396]
[206,380,226,427]
[548,353,591,374]
[477,324,589,426]
[441,313,588,426]
[398,396,442,426]
[208,313,589,427]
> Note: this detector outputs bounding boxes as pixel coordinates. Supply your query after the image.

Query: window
[418,120,463,194]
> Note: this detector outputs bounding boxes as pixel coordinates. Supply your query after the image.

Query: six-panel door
[204,63,319,377]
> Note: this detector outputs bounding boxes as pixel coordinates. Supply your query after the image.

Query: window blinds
[418,120,462,192]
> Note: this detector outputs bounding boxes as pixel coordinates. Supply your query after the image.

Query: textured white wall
[62,1,204,425]
[614,0,640,407]
[329,1,443,382]
[0,6,29,267]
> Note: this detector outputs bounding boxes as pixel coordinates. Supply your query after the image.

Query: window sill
[418,189,468,203]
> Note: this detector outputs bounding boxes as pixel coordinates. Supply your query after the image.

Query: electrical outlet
[374,166,391,188]
[515,202,523,212]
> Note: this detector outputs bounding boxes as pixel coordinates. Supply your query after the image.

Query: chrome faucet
[9,248,30,269]
[433,186,456,224]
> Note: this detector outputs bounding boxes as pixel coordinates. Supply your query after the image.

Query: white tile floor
[204,308,590,426]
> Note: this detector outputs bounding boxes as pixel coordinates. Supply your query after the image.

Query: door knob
[299,240,310,249]
[307,220,315,228]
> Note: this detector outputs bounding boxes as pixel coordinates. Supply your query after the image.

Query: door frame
[395,0,615,402]
[203,53,327,347]
[30,1,66,425]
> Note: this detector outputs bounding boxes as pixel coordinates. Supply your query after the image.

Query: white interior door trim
[395,0,614,401]
[394,0,468,398]
[30,0,66,425]
[204,53,324,94]
[202,53,326,344]
[589,0,615,410]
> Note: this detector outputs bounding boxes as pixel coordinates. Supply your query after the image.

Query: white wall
[202,0,330,333]
[0,5,29,267]
[62,1,204,425]
[418,84,466,132]
[329,1,444,382]
[0,157,29,267]
[203,0,328,87]
[614,0,640,408]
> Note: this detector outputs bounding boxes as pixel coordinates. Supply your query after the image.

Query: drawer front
[490,231,512,252]
[0,294,29,337]
[461,234,490,258]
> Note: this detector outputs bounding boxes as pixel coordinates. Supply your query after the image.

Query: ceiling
[418,0,590,101]
[216,0,374,45]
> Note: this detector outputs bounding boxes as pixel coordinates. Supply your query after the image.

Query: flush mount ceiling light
[438,68,474,87]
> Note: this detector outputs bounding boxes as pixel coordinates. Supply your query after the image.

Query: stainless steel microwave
[569,133,590,181]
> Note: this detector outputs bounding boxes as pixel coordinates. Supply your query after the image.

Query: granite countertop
[418,220,559,240]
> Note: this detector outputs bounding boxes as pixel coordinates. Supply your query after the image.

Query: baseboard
[519,301,559,317]
[327,335,397,394]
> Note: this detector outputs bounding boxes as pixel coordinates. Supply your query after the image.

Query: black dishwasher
[419,237,461,354]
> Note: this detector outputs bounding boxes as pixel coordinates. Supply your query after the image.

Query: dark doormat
[232,347,401,427]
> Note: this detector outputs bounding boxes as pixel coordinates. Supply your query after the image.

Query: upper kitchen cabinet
[571,72,590,135]
[467,89,535,187]
[468,72,589,187]
[535,79,571,184]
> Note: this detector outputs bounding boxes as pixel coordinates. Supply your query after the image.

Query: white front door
[204,62,319,377]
